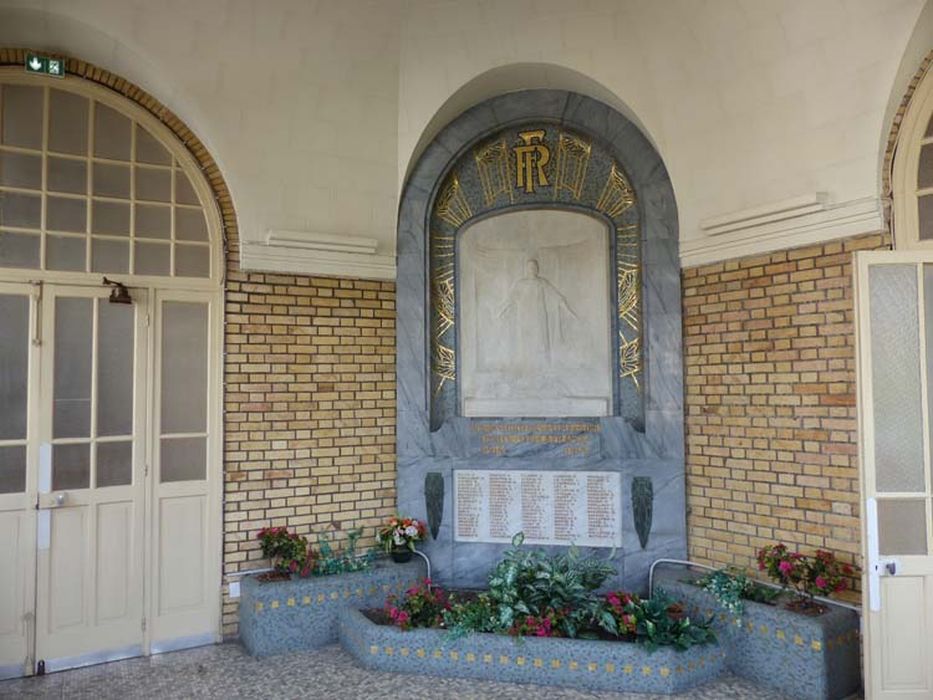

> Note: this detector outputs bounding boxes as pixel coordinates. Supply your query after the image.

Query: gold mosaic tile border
[253,581,406,615]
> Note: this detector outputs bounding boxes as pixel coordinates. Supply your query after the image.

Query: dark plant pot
[391,548,413,563]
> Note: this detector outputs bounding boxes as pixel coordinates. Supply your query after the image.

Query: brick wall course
[682,232,890,601]
[221,271,397,634]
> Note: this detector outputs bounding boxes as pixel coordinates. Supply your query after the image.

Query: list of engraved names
[454,469,622,548]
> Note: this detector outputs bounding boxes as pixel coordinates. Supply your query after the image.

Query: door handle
[37,492,68,510]
[885,561,897,576]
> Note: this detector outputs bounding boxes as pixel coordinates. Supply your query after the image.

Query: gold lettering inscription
[473,422,599,457]
[513,130,550,193]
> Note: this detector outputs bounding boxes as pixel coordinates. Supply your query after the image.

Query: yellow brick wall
[682,233,890,600]
[220,270,397,634]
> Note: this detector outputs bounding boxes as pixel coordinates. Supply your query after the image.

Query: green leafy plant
[314,527,374,575]
[630,589,716,652]
[443,595,499,639]
[256,526,313,576]
[598,589,715,652]
[483,532,615,638]
[695,568,779,616]
[385,578,451,631]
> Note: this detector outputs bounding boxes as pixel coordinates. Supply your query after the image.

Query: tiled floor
[0,642,793,699]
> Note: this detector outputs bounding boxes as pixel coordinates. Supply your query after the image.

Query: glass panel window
[175,208,208,241]
[0,231,40,268]
[92,162,130,199]
[97,303,134,436]
[870,265,926,492]
[878,499,928,555]
[0,294,29,440]
[1,85,43,149]
[0,80,213,277]
[48,157,87,194]
[0,445,26,494]
[47,196,87,233]
[160,437,206,482]
[175,245,210,278]
[0,151,41,188]
[53,297,93,438]
[46,235,86,272]
[92,200,130,236]
[919,195,933,241]
[175,171,200,205]
[134,204,170,239]
[0,192,41,228]
[91,238,128,274]
[97,441,132,487]
[161,302,208,433]
[52,443,90,490]
[93,104,131,161]
[48,89,89,155]
[135,125,171,165]
[134,241,170,276]
[135,167,171,202]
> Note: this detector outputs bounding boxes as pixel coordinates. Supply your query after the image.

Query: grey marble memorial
[396,90,684,592]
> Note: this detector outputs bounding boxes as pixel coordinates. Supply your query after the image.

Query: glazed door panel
[149,291,220,651]
[34,286,148,671]
[0,283,37,679]
[856,253,933,698]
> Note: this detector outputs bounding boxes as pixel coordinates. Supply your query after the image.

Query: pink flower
[778,560,793,575]
[815,576,827,590]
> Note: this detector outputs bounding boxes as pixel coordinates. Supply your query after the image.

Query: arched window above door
[893,63,933,250]
[0,69,220,283]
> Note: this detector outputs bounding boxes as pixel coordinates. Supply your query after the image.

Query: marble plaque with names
[454,469,622,548]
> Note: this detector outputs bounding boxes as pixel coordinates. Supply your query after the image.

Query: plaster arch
[0,5,238,252]
[402,63,664,193]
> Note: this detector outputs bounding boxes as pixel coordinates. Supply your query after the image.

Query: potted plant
[756,544,854,614]
[256,526,314,578]
[377,515,426,563]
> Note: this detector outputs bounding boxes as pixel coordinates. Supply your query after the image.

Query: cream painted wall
[398,0,927,265]
[0,0,929,273]
[0,0,401,272]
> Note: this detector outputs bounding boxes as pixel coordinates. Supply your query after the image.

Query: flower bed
[239,559,425,656]
[656,571,860,700]
[338,607,726,694]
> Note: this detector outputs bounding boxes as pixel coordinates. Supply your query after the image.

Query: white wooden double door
[0,281,220,678]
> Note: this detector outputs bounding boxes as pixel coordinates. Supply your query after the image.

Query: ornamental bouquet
[385,578,451,631]
[256,526,314,577]
[757,542,856,611]
[377,515,426,554]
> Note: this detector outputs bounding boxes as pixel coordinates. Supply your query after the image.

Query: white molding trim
[700,193,828,236]
[682,196,884,268]
[240,230,396,280]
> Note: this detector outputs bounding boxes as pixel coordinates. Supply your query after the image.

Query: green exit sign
[25,53,64,78]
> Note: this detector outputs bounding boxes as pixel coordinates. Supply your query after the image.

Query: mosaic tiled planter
[657,575,861,700]
[239,559,425,656]
[337,607,726,694]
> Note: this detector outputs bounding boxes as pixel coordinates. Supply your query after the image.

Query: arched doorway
[0,66,224,677]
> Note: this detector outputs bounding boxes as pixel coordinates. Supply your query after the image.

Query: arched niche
[396,89,684,592]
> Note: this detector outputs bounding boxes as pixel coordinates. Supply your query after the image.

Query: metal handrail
[649,558,862,614]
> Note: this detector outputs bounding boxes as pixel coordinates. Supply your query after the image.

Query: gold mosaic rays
[435,175,473,227]
[596,163,636,218]
[431,229,456,395]
[617,225,641,386]
[474,139,513,206]
[553,132,592,200]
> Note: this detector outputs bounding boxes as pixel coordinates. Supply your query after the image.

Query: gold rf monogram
[513,130,550,193]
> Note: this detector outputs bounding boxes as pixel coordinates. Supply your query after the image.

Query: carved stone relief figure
[459,209,612,417]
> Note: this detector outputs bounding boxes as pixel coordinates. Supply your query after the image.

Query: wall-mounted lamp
[102,277,133,304]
